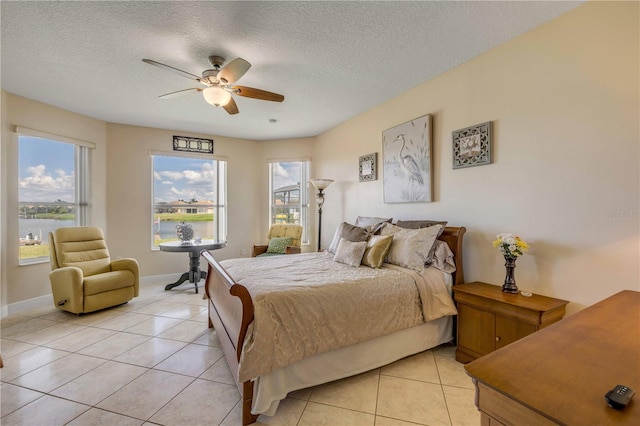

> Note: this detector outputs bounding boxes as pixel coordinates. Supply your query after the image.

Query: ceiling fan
[142,55,284,115]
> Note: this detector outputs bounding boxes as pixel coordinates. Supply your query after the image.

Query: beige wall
[105,124,261,276]
[313,1,639,314]
[256,137,316,251]
[2,2,638,316]
[1,92,108,309]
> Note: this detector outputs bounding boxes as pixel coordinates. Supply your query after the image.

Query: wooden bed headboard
[438,226,466,286]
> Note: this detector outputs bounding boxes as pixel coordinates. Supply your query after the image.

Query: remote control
[605,385,635,410]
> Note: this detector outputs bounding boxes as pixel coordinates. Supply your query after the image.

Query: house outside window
[269,160,310,245]
[17,130,92,265]
[151,153,226,248]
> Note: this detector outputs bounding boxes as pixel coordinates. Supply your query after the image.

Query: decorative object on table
[382,114,432,203]
[359,153,377,182]
[176,221,194,243]
[173,135,214,154]
[309,178,334,252]
[452,121,492,169]
[492,233,529,293]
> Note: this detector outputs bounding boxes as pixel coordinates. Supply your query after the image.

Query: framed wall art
[452,121,492,169]
[382,114,432,203]
[359,153,377,182]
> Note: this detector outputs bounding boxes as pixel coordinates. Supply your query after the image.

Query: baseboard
[1,273,180,318]
[5,293,53,316]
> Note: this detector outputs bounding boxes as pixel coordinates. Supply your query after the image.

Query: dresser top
[454,281,569,312]
[465,290,640,425]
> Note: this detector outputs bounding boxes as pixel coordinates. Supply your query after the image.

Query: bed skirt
[253,314,453,416]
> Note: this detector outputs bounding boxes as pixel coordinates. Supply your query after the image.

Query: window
[152,153,226,248]
[18,131,92,265]
[269,160,310,245]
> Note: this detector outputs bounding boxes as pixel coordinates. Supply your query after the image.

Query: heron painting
[382,114,432,203]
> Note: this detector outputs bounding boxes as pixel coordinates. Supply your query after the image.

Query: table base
[164,250,207,293]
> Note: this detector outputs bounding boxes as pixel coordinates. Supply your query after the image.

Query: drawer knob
[495,336,501,342]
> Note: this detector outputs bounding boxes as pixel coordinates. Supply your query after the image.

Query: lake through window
[152,154,227,248]
[18,133,91,265]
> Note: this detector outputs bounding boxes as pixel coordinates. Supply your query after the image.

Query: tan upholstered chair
[48,226,139,314]
[252,224,303,257]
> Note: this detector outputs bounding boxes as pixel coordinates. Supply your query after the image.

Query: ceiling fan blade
[233,86,284,102]
[142,59,201,81]
[223,97,239,115]
[218,58,251,85]
[158,88,202,99]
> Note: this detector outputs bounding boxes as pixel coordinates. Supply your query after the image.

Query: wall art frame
[359,153,377,182]
[173,135,214,154]
[382,114,432,203]
[452,121,492,169]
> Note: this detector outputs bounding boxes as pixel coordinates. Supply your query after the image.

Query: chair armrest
[111,258,140,297]
[49,267,84,313]
[252,245,268,257]
[285,246,301,255]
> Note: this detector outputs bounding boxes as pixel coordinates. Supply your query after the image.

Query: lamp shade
[203,87,232,107]
[309,178,334,190]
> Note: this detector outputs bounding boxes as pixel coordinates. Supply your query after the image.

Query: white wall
[312,1,639,314]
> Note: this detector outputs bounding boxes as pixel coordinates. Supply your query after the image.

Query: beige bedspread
[219,252,457,382]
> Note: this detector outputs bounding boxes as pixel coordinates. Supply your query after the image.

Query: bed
[201,224,466,425]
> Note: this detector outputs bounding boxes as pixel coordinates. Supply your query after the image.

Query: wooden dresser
[454,282,569,363]
[465,290,640,425]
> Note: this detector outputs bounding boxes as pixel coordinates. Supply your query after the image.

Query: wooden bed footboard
[200,226,466,426]
[201,250,258,426]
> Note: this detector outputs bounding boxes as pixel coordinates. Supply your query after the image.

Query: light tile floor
[1,279,479,425]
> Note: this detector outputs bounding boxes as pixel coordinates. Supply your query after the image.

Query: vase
[502,256,519,293]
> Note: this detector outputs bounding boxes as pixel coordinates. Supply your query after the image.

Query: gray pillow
[327,222,370,254]
[395,220,447,229]
[333,238,367,267]
[354,216,393,234]
[428,240,457,273]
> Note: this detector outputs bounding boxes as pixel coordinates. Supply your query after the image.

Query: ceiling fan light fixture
[203,86,232,107]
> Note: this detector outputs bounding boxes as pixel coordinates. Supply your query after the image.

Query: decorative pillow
[327,222,370,254]
[396,220,447,265]
[361,235,393,268]
[395,220,447,230]
[333,238,367,267]
[427,240,457,273]
[266,236,293,254]
[354,216,393,235]
[380,223,443,272]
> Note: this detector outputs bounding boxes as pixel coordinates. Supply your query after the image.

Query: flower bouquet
[492,233,529,259]
[492,233,529,293]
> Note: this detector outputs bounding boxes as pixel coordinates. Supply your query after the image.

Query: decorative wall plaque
[359,153,377,182]
[173,136,214,154]
[452,122,492,169]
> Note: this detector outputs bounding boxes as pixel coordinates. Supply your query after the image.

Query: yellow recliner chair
[252,224,303,257]
[48,226,139,314]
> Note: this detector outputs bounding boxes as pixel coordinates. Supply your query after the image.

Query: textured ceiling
[1,1,583,141]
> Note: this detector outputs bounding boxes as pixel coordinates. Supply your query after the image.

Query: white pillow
[333,238,367,267]
[380,223,443,272]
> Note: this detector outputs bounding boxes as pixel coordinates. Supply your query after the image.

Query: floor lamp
[309,178,333,252]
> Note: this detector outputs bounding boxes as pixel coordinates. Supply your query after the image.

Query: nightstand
[453,281,569,363]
